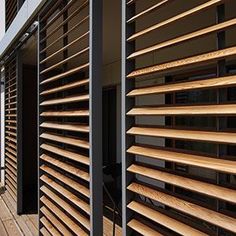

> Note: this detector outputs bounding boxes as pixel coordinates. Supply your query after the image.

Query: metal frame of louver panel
[122,0,236,235]
[38,0,102,235]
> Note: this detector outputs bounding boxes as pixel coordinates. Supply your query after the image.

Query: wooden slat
[40,20,89,54]
[127,75,236,97]
[127,145,236,174]
[127,104,236,116]
[5,169,17,183]
[6,142,17,150]
[5,147,16,156]
[40,110,89,117]
[128,219,163,236]
[40,154,90,182]
[128,183,236,233]
[127,202,206,236]
[127,0,170,23]
[41,206,72,236]
[40,122,89,133]
[40,63,89,85]
[40,216,61,236]
[41,143,89,165]
[40,133,89,149]
[40,47,89,74]
[40,78,89,95]
[40,165,90,197]
[5,164,17,179]
[41,196,88,235]
[128,164,236,203]
[127,46,236,78]
[40,94,89,106]
[40,186,90,231]
[40,175,90,213]
[127,126,236,144]
[40,0,89,43]
[40,227,51,236]
[128,18,236,59]
[40,0,75,32]
[127,0,224,41]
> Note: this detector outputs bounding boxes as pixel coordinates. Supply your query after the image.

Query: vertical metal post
[16,51,23,214]
[216,4,227,236]
[122,1,135,235]
[89,0,103,235]
[0,67,5,187]
[38,14,46,235]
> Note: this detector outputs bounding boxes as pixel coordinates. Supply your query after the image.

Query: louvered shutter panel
[4,58,18,205]
[38,0,102,235]
[5,0,18,30]
[122,1,236,235]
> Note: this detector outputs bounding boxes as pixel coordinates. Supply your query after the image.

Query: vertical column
[37,15,46,235]
[0,67,5,187]
[121,1,135,235]
[89,0,103,234]
[216,4,227,236]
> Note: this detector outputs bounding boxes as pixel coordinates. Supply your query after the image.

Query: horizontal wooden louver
[4,58,17,204]
[123,0,236,235]
[38,0,102,235]
[5,0,18,30]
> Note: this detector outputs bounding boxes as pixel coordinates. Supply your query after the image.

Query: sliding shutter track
[4,58,17,204]
[38,0,102,235]
[123,1,236,235]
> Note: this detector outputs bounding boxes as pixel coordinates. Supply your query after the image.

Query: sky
[0,0,5,41]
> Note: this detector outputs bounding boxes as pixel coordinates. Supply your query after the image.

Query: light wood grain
[127,126,236,144]
[127,0,223,41]
[40,78,89,95]
[40,133,89,149]
[40,227,51,236]
[40,174,90,213]
[41,186,90,230]
[41,206,72,236]
[127,0,170,23]
[128,201,206,236]
[40,154,89,181]
[40,165,90,197]
[128,164,236,203]
[127,46,236,78]
[41,143,89,165]
[128,219,163,236]
[40,63,89,85]
[127,104,236,116]
[41,196,88,235]
[127,145,236,174]
[128,18,236,59]
[127,75,236,96]
[40,110,89,117]
[128,183,236,233]
[41,47,89,74]
[40,94,89,106]
[40,122,89,133]
[40,216,61,236]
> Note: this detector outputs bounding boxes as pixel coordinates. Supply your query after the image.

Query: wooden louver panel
[123,1,236,235]
[5,0,18,30]
[4,58,17,203]
[39,0,103,234]
[38,0,91,235]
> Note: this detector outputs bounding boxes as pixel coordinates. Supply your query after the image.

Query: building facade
[0,0,236,235]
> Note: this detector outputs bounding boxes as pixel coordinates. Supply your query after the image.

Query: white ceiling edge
[0,0,47,60]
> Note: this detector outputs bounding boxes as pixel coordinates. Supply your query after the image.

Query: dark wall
[22,64,38,213]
